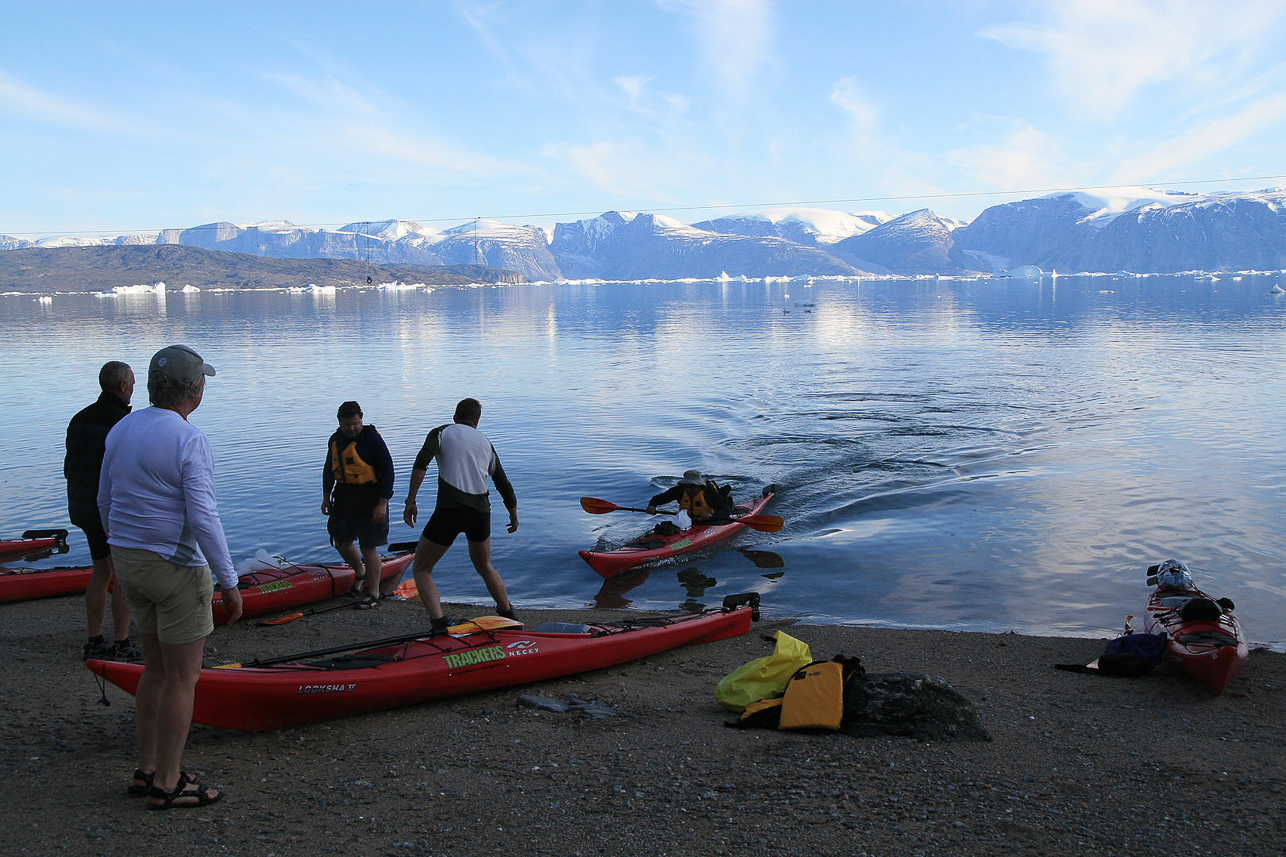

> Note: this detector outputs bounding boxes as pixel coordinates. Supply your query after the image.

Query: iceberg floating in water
[107,281,166,295]
[1009,265,1044,279]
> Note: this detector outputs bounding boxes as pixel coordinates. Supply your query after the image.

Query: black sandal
[354,595,379,610]
[148,779,223,810]
[128,768,195,797]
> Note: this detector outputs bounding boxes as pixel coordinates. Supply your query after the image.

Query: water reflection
[738,548,785,569]
[677,567,717,597]
[3,274,1286,646]
[592,569,648,609]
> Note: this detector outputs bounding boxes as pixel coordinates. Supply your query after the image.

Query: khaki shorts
[111,546,215,645]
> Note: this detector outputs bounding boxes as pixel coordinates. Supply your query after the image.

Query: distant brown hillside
[0,245,524,293]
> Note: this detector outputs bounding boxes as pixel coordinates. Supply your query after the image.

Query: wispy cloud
[980,0,1286,120]
[542,137,717,207]
[614,75,650,107]
[830,77,879,149]
[1111,92,1286,182]
[947,123,1073,191]
[661,0,774,103]
[260,70,380,116]
[0,71,130,131]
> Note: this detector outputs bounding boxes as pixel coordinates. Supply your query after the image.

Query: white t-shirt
[98,406,237,587]
[436,423,499,495]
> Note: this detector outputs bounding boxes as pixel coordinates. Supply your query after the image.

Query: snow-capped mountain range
[5,187,1285,280]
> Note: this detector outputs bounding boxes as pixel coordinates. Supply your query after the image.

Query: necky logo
[507,640,538,651]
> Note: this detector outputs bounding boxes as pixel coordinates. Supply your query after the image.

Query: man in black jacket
[323,401,396,606]
[65,360,139,660]
[646,470,735,523]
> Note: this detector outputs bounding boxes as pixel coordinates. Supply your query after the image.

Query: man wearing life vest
[646,470,735,522]
[322,401,395,607]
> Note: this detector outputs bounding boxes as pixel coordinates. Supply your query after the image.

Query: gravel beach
[2,591,1282,857]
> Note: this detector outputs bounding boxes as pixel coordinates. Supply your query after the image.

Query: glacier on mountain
[6,188,1286,281]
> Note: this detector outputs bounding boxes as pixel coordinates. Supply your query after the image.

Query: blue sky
[4,0,1286,238]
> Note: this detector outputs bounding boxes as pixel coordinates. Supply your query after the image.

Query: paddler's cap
[679,469,703,485]
[149,344,215,386]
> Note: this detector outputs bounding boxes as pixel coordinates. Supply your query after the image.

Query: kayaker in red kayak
[646,470,736,525]
[403,397,519,634]
[321,401,396,608]
[64,359,139,661]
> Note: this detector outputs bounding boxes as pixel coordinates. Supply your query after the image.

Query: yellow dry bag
[714,631,812,712]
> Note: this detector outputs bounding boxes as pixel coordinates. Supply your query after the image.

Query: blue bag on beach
[1097,633,1166,677]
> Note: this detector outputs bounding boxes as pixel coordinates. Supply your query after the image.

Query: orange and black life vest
[330,436,379,485]
[678,485,717,519]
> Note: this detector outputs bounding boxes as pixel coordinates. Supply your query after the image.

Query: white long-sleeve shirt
[98,406,237,588]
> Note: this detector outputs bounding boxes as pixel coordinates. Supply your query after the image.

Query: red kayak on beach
[87,593,760,730]
[1143,564,1248,696]
[212,549,415,625]
[0,564,93,603]
[579,487,776,577]
[2,548,415,610]
[0,529,68,560]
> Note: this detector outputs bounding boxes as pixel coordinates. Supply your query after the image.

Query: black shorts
[327,508,389,550]
[422,505,491,547]
[68,500,110,560]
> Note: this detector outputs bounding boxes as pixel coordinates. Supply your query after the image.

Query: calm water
[3,273,1285,648]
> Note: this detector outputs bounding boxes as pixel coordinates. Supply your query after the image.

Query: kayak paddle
[580,497,672,515]
[218,616,525,668]
[578,497,784,533]
[257,598,368,626]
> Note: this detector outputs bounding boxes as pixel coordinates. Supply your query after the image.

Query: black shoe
[429,616,452,635]
[113,638,144,661]
[82,637,112,661]
[496,606,518,622]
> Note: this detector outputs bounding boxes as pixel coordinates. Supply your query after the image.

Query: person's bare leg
[109,580,132,642]
[135,634,216,804]
[334,541,366,593]
[362,546,386,597]
[467,537,512,613]
[134,633,164,775]
[412,537,450,620]
[85,556,114,638]
[148,636,214,800]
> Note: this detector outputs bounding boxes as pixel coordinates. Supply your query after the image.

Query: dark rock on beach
[1,594,1283,856]
[842,671,993,742]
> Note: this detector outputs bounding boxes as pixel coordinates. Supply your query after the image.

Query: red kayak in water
[579,487,776,577]
[212,549,415,625]
[0,529,68,560]
[87,593,760,730]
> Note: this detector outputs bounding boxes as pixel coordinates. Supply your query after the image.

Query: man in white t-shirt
[403,397,519,633]
[98,344,243,810]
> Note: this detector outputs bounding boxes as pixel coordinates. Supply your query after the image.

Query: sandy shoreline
[2,591,1282,856]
